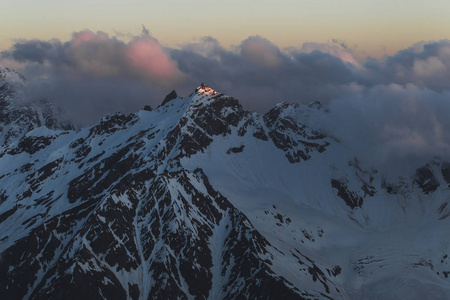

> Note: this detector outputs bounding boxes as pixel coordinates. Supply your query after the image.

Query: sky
[2,0,450,57]
[1,0,450,170]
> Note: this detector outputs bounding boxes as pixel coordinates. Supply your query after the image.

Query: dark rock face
[415,166,440,194]
[227,145,245,154]
[329,159,379,209]
[89,113,136,137]
[8,135,55,155]
[0,160,310,299]
[160,90,178,106]
[331,179,363,209]
[263,103,329,163]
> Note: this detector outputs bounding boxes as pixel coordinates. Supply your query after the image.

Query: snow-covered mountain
[0,75,449,300]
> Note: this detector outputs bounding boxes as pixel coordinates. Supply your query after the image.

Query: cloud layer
[2,31,450,170]
[3,29,180,82]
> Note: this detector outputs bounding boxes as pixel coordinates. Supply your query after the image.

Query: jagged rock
[415,166,440,194]
[160,90,178,106]
[331,178,363,209]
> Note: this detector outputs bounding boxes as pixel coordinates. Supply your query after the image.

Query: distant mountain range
[1,67,449,299]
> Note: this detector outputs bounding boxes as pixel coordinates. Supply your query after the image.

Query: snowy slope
[0,79,449,300]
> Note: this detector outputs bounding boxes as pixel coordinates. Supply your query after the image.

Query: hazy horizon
[2,0,450,58]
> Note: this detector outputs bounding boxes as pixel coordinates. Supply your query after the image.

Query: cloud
[363,40,450,91]
[126,35,179,82]
[179,36,224,59]
[239,36,282,67]
[1,39,64,65]
[0,29,182,125]
[316,83,450,173]
[2,29,179,82]
[170,37,360,111]
[293,42,360,65]
[64,30,126,77]
[1,31,367,118]
[2,32,450,171]
[141,25,150,36]
[413,57,447,77]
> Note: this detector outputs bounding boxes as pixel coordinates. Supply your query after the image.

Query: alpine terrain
[0,66,450,300]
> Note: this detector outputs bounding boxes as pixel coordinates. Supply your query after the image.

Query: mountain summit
[195,83,218,95]
[0,82,449,299]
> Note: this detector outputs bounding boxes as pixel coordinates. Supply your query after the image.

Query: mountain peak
[195,83,218,95]
[160,89,178,106]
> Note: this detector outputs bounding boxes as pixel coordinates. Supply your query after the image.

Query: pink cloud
[61,30,180,82]
[126,36,179,81]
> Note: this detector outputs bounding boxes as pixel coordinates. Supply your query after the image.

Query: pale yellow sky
[1,0,450,58]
